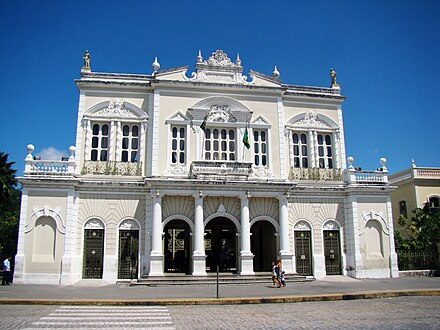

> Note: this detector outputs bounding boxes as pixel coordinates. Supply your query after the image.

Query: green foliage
[0,152,20,259]
[395,203,440,254]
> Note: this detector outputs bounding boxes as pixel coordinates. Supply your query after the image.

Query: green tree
[395,203,440,254]
[0,152,20,259]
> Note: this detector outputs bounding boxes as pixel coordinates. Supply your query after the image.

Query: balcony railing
[190,160,253,180]
[25,160,75,176]
[82,161,142,176]
[289,167,343,181]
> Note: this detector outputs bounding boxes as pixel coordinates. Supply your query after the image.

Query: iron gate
[83,229,104,279]
[295,231,312,276]
[118,230,139,279]
[324,230,341,275]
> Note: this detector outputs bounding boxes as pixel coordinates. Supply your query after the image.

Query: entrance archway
[163,220,191,274]
[205,217,237,272]
[323,220,342,275]
[117,219,140,279]
[82,219,105,279]
[251,220,276,272]
[294,220,313,276]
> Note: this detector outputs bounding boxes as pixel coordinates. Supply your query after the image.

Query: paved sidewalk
[0,276,439,305]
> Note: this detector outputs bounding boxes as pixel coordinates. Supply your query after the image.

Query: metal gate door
[118,230,139,279]
[295,231,312,276]
[324,230,341,275]
[83,229,104,279]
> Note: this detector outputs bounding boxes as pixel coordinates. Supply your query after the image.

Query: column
[308,130,315,169]
[82,119,91,162]
[333,131,340,170]
[195,127,202,160]
[139,121,147,175]
[149,190,164,276]
[192,192,207,275]
[239,195,254,275]
[277,195,293,273]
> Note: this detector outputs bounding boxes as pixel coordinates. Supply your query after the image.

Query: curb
[0,289,438,306]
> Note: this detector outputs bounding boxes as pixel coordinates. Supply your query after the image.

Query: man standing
[2,257,11,285]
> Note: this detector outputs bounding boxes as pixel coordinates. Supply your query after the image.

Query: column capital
[192,190,204,200]
[151,189,163,199]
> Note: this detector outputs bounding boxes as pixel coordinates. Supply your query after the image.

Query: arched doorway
[294,221,313,276]
[163,220,191,274]
[118,219,140,279]
[205,217,237,273]
[251,220,276,272]
[83,219,105,279]
[323,220,342,275]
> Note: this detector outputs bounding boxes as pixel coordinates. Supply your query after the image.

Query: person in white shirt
[2,257,11,285]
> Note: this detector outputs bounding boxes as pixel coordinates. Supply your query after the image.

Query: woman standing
[275,257,282,288]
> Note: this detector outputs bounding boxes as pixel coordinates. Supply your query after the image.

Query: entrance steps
[127,273,315,287]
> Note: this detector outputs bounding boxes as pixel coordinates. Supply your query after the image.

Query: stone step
[126,273,315,287]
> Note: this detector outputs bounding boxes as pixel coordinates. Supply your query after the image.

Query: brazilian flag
[243,126,250,149]
[200,115,207,131]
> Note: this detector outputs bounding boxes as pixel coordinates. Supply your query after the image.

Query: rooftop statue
[82,50,91,71]
[330,68,339,88]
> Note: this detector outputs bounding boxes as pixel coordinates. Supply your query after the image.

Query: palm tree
[0,152,17,201]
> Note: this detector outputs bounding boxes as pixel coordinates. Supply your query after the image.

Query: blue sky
[1,0,439,176]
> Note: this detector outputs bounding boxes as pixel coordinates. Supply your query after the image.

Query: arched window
[399,200,408,218]
[428,196,439,209]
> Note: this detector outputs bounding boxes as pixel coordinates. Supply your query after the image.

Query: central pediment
[189,49,248,84]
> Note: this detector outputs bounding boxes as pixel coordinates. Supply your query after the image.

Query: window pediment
[85,99,148,120]
[287,111,336,130]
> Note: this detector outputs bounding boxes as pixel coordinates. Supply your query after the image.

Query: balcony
[289,167,343,181]
[190,160,253,180]
[23,144,76,177]
[82,160,142,176]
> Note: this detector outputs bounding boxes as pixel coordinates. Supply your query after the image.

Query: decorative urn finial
[152,56,160,73]
[272,66,280,79]
[235,53,241,66]
[197,50,203,63]
[347,156,354,170]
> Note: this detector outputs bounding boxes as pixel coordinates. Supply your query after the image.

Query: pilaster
[277,195,293,273]
[386,197,399,278]
[277,97,288,179]
[344,195,364,278]
[13,188,28,283]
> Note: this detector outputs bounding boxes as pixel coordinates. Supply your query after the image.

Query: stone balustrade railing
[25,160,74,175]
[352,170,388,183]
[414,168,440,178]
[24,144,77,177]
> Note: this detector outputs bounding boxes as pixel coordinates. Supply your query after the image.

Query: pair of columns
[149,192,292,276]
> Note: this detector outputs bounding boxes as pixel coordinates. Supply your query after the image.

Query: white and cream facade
[15,50,399,284]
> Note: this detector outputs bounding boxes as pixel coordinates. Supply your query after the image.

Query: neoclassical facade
[15,49,399,284]
[389,161,440,227]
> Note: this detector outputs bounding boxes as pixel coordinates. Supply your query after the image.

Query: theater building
[14,49,399,284]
